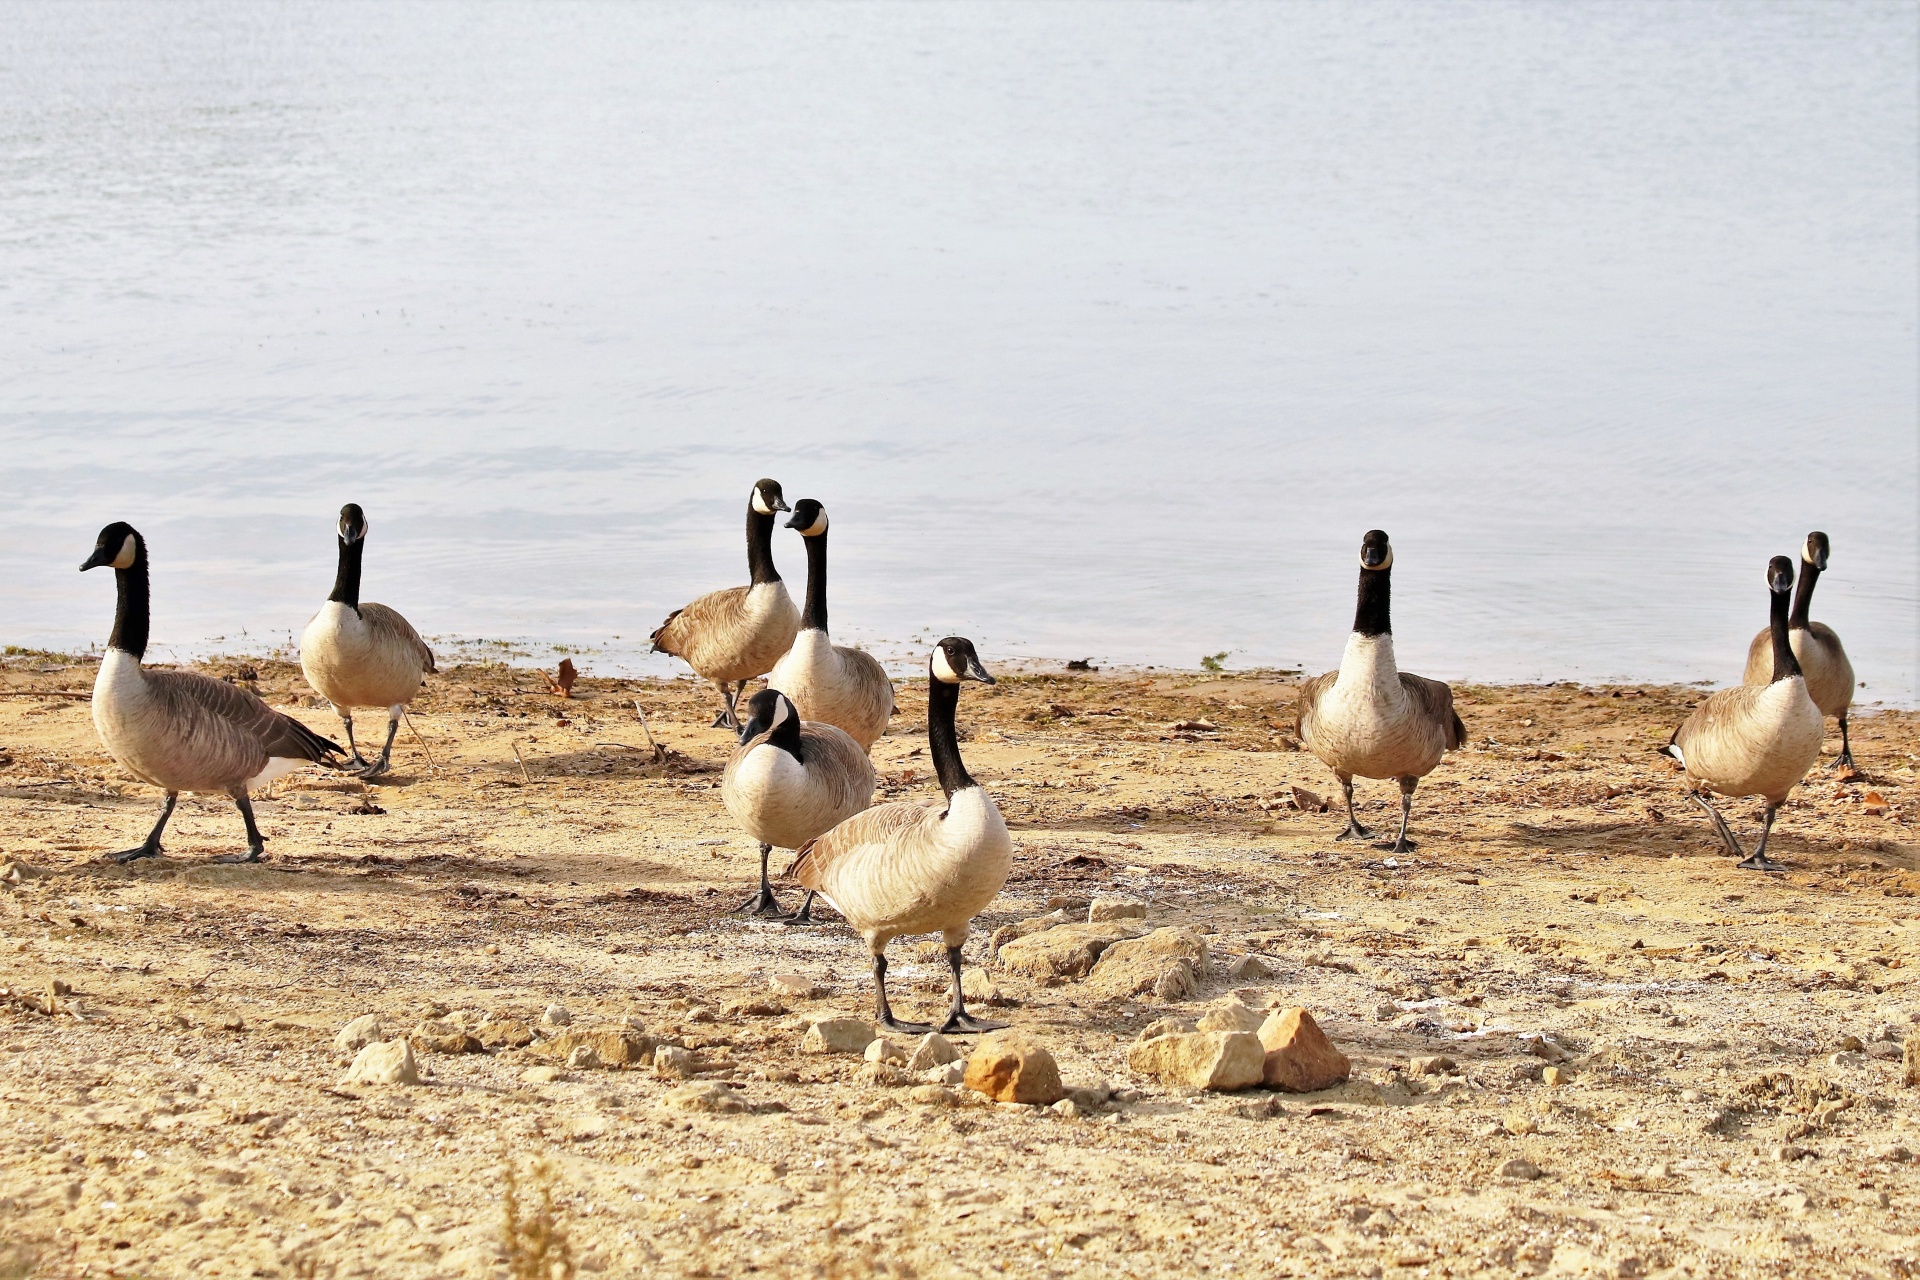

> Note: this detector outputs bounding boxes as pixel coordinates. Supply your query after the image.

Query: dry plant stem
[511,741,532,785]
[402,709,438,772]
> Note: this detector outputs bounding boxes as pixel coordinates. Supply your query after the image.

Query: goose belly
[829,793,1011,943]
[1792,630,1854,719]
[771,634,890,749]
[92,653,257,793]
[300,603,420,709]
[1306,685,1442,780]
[1688,683,1824,803]
[723,745,862,850]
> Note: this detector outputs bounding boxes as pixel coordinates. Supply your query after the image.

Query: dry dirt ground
[0,653,1915,1280]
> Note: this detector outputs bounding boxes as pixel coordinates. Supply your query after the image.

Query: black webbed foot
[939,1012,1007,1035]
[110,844,161,864]
[1736,852,1787,873]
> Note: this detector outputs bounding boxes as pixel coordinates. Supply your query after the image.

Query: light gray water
[2,1,1915,699]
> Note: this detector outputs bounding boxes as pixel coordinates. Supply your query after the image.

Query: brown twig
[511,742,533,786]
[403,710,439,772]
[631,701,658,753]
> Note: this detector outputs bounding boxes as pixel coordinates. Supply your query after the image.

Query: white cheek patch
[1359,548,1393,571]
[931,649,961,683]
[769,697,793,731]
[752,490,774,515]
[111,534,137,569]
[799,513,828,536]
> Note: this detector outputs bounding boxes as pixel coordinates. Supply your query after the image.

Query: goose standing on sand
[766,499,893,750]
[1741,532,1856,768]
[651,478,801,730]
[787,637,1010,1034]
[722,688,875,919]
[299,504,436,778]
[1666,556,1824,872]
[1296,530,1466,855]
[81,523,345,863]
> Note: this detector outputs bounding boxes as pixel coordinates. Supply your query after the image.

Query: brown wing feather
[1741,628,1772,686]
[145,671,344,765]
[1293,670,1337,740]
[650,586,749,658]
[360,603,435,674]
[786,801,932,888]
[1398,673,1465,749]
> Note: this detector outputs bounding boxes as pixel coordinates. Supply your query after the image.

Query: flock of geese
[72,484,1856,1031]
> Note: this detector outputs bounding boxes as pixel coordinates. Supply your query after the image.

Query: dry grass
[502,1159,574,1280]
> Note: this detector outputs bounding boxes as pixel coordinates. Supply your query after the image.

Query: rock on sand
[963,1031,1064,1105]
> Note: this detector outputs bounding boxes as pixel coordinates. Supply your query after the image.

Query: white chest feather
[92,649,151,751]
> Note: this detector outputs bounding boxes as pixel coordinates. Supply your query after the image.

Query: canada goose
[651,478,801,730]
[1295,530,1467,854]
[80,522,344,863]
[1665,556,1824,872]
[1742,531,1856,768]
[766,499,893,750]
[787,637,1010,1034]
[299,504,436,778]
[722,688,876,919]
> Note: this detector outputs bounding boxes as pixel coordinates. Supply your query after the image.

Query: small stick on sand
[631,700,658,753]
[511,742,532,786]
[402,710,438,772]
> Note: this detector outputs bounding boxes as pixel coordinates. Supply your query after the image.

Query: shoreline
[0,654,1913,1276]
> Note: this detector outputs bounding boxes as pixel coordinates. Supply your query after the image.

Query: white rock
[653,1045,698,1078]
[1197,1001,1265,1034]
[332,1013,384,1054]
[864,1037,909,1066]
[923,1061,967,1085]
[802,1018,877,1055]
[906,1033,960,1071]
[1087,897,1148,922]
[343,1038,419,1086]
[540,1003,572,1029]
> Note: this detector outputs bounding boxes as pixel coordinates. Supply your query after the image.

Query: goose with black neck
[1296,530,1467,854]
[81,522,345,864]
[651,478,801,731]
[1667,555,1825,871]
[1741,531,1856,769]
[722,688,875,919]
[766,499,894,750]
[788,637,1011,1035]
[298,503,437,778]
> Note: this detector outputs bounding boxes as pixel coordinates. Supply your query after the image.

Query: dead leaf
[544,658,578,699]
[1291,785,1329,813]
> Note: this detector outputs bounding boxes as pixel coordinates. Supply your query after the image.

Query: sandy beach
[0,653,1915,1278]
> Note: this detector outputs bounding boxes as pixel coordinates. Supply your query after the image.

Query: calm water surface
[1,2,1914,699]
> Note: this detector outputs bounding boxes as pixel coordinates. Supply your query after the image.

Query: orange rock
[963,1031,1064,1105]
[1257,1008,1351,1092]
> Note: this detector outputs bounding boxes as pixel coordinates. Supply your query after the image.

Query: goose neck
[328,537,364,611]
[746,506,781,586]
[1352,566,1391,637]
[109,558,151,661]
[800,529,829,633]
[1769,585,1801,683]
[927,679,975,798]
[1788,561,1818,630]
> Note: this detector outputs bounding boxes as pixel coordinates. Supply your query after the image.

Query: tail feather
[1447,710,1467,750]
[281,713,346,764]
[649,610,682,655]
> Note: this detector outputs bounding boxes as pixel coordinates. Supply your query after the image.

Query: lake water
[2,1,1914,702]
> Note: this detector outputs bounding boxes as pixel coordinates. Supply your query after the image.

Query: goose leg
[1333,774,1373,841]
[710,681,741,730]
[1685,791,1749,862]
[1737,804,1787,873]
[1375,777,1419,853]
[872,950,932,1035]
[1833,715,1854,770]
[112,792,177,863]
[336,706,370,771]
[781,890,821,927]
[211,791,267,864]
[352,707,402,779]
[732,843,788,916]
[939,944,1005,1035]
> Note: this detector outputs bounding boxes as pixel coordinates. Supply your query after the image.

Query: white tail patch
[249,757,301,789]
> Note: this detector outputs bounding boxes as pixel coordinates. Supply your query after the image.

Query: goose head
[750,478,791,517]
[338,503,369,544]
[1359,529,1393,573]
[738,688,802,751]
[80,522,144,572]
[786,499,828,537]
[931,636,994,685]
[1801,531,1829,572]
[1767,555,1796,596]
